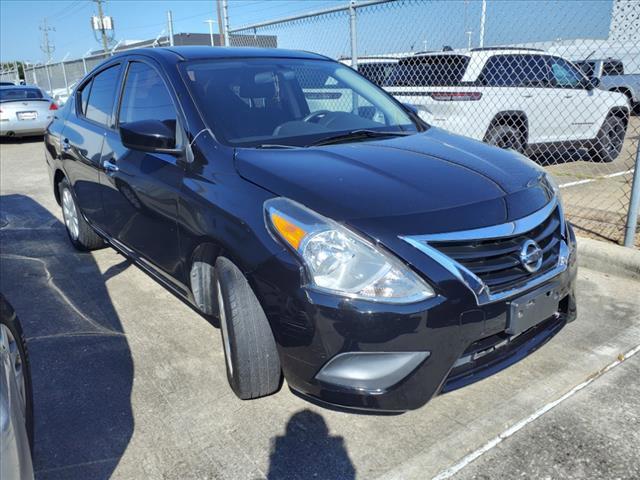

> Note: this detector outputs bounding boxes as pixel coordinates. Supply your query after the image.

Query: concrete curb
[577,236,640,281]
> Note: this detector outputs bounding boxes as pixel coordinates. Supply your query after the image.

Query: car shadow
[0,135,44,144]
[0,194,134,479]
[266,409,356,480]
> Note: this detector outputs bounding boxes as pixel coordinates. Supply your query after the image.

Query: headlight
[544,172,562,201]
[265,198,435,304]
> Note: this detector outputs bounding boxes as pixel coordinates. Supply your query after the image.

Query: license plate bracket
[17,111,37,121]
[507,283,560,336]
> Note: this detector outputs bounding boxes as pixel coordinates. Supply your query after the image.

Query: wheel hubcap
[0,324,27,413]
[216,280,234,377]
[62,189,79,240]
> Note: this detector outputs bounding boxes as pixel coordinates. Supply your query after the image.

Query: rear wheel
[590,114,626,163]
[59,179,105,251]
[484,124,526,154]
[214,257,281,400]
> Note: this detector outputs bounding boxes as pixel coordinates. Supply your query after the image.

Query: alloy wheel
[62,188,79,240]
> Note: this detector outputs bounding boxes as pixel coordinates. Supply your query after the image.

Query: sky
[0,0,614,64]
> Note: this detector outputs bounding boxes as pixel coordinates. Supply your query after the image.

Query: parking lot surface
[1,138,639,479]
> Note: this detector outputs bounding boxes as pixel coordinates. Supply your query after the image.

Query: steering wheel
[302,110,333,123]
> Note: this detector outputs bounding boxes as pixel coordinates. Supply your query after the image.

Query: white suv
[384,48,630,162]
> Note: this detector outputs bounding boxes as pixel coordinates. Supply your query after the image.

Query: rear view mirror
[120,120,181,155]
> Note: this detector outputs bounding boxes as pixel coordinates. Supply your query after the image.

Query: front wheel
[484,124,526,154]
[0,295,34,451]
[59,179,105,251]
[214,257,281,400]
[589,115,626,163]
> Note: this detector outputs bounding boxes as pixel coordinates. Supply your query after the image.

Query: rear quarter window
[385,55,470,87]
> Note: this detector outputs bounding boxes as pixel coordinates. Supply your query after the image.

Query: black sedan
[45,47,577,412]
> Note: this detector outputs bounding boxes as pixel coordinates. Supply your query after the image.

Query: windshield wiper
[308,129,413,147]
[254,143,299,149]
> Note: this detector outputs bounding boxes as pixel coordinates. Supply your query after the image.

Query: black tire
[0,294,34,451]
[484,124,526,153]
[190,260,218,316]
[590,114,627,163]
[214,257,281,399]
[58,178,105,251]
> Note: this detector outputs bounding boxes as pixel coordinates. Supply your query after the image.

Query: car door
[547,56,596,141]
[99,59,184,282]
[60,63,122,227]
[478,54,557,144]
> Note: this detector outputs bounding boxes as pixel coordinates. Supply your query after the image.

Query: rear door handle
[521,93,533,98]
[103,158,119,173]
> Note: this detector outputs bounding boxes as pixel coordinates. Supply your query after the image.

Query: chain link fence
[228,0,640,247]
[0,64,20,84]
[14,0,640,247]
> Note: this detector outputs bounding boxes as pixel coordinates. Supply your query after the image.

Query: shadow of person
[267,410,356,480]
[0,194,134,479]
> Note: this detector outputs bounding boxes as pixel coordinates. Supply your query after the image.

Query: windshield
[0,88,44,102]
[181,58,420,147]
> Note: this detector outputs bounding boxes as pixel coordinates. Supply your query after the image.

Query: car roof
[411,48,554,59]
[114,46,332,62]
[0,84,42,89]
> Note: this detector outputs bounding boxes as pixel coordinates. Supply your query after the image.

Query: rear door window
[385,55,470,86]
[84,65,121,126]
[478,54,550,87]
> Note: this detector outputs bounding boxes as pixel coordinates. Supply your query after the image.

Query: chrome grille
[430,207,563,294]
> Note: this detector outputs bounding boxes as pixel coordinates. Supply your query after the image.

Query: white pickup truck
[575,58,640,114]
[383,48,630,162]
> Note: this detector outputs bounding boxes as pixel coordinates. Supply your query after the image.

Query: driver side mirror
[582,76,600,90]
[120,119,182,155]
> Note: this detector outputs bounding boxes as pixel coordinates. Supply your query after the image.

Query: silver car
[1,294,34,480]
[0,85,57,137]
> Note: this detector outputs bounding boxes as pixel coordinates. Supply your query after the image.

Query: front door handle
[521,93,533,98]
[103,158,119,173]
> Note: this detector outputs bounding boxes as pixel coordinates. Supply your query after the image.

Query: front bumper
[253,221,578,413]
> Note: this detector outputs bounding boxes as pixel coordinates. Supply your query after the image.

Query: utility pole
[222,0,230,46]
[216,0,225,47]
[479,0,487,48]
[167,10,174,46]
[39,18,55,62]
[93,0,109,53]
[204,19,216,46]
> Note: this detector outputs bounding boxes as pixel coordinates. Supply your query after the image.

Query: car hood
[235,127,553,235]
